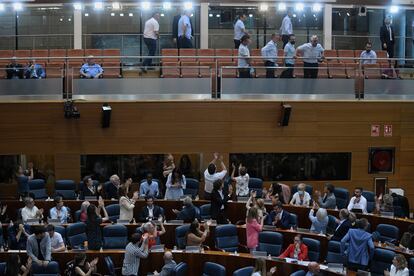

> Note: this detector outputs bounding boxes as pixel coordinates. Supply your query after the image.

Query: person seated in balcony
[360,42,377,65]
[140,173,160,198]
[296,35,325,79]
[261,33,278,78]
[290,183,311,207]
[278,234,309,261]
[49,196,70,224]
[172,196,200,223]
[238,34,252,78]
[6,57,24,79]
[46,224,65,253]
[24,59,46,79]
[231,163,249,197]
[185,219,210,247]
[8,220,31,250]
[314,183,336,209]
[265,201,291,229]
[21,197,43,223]
[138,195,164,222]
[165,168,186,200]
[80,56,103,79]
[308,203,328,234]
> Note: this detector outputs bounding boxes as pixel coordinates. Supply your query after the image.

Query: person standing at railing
[142,12,160,73]
[360,41,377,65]
[380,17,395,61]
[280,34,296,78]
[280,9,293,48]
[238,35,252,78]
[296,35,324,79]
[234,14,248,49]
[6,57,24,79]
[261,33,278,78]
[178,10,193,49]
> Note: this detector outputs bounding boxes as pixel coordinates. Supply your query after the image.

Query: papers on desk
[171,249,184,253]
[284,258,310,266]
[7,250,25,253]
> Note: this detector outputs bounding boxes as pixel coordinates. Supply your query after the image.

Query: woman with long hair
[119,185,138,222]
[185,219,210,247]
[5,254,31,276]
[251,258,267,276]
[210,179,233,224]
[73,253,99,276]
[86,199,108,250]
[246,207,264,252]
[165,168,186,200]
[385,254,409,276]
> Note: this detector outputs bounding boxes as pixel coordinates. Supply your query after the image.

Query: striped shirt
[121,242,149,275]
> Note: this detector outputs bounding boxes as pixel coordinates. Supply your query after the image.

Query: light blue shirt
[308,209,328,234]
[280,15,293,35]
[284,42,296,65]
[49,206,69,223]
[80,63,103,78]
[139,181,159,197]
[261,40,277,63]
[297,43,324,63]
[360,50,377,65]
[234,19,246,40]
[238,44,250,68]
[178,15,192,39]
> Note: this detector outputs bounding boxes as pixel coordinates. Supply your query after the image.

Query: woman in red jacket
[278,234,308,260]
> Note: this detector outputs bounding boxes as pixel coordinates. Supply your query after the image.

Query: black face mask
[290,41,296,45]
[366,49,371,53]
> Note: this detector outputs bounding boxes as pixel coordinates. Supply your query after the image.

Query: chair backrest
[0,262,5,275]
[28,179,48,199]
[214,224,239,252]
[197,49,215,62]
[370,248,395,276]
[333,187,349,209]
[32,261,60,274]
[327,215,338,235]
[232,266,254,276]
[362,191,375,213]
[17,175,29,194]
[200,204,211,220]
[289,213,298,228]
[290,270,306,276]
[105,204,120,221]
[162,49,179,62]
[104,256,116,276]
[409,257,414,276]
[203,262,226,276]
[248,178,263,198]
[175,224,191,249]
[375,224,399,243]
[55,179,77,199]
[103,224,128,249]
[66,222,87,247]
[31,49,49,64]
[173,262,188,276]
[303,237,321,261]
[326,240,343,263]
[258,231,283,256]
[183,178,199,199]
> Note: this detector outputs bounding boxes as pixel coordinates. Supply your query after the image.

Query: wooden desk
[2,199,413,240]
[0,250,347,276]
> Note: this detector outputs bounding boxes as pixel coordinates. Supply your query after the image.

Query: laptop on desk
[26,219,40,225]
[185,246,201,253]
[351,208,363,214]
[84,196,98,201]
[47,219,61,225]
[150,244,165,252]
[252,251,268,258]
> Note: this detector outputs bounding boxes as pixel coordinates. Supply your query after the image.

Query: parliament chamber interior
[0,0,414,276]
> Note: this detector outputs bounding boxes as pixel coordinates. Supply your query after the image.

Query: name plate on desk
[168,220,184,224]
[237,197,249,203]
[150,245,165,252]
[116,219,130,224]
[26,219,40,225]
[84,196,98,201]
[252,250,268,258]
[185,246,201,253]
[47,219,61,225]
[263,225,275,231]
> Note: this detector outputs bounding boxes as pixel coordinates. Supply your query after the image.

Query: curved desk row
[1,199,412,238]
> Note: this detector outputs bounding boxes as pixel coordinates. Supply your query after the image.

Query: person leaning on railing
[296,35,325,79]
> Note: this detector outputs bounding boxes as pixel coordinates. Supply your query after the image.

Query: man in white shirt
[261,33,278,78]
[21,197,43,222]
[360,41,377,65]
[280,10,293,48]
[46,224,65,252]
[143,12,160,72]
[231,163,249,197]
[280,34,296,78]
[204,153,227,200]
[347,187,368,214]
[296,35,324,78]
[178,10,193,48]
[238,34,252,78]
[234,14,248,49]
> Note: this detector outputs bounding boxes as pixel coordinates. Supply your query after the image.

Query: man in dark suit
[172,11,181,48]
[6,57,24,79]
[265,201,291,229]
[210,179,233,224]
[380,17,395,59]
[172,196,200,223]
[138,196,164,222]
[330,208,352,241]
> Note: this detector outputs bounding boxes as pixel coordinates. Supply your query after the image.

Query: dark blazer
[6,64,24,79]
[138,205,164,222]
[177,204,200,223]
[331,219,352,241]
[380,25,395,46]
[265,210,291,229]
[105,183,119,200]
[172,14,181,40]
[210,189,231,220]
[82,186,97,199]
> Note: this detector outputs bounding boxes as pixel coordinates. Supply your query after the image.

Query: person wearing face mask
[280,34,296,78]
[347,187,368,214]
[140,173,160,198]
[360,42,377,65]
[380,17,395,60]
[296,35,325,78]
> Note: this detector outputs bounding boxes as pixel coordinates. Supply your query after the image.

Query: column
[200,3,209,49]
[323,4,332,50]
[74,9,82,49]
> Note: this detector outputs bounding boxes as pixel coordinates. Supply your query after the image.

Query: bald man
[306,262,321,276]
[296,35,324,78]
[153,251,176,276]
